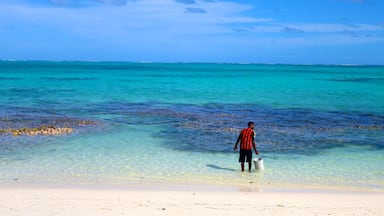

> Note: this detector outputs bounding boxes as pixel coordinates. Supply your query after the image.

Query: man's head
[247,121,255,129]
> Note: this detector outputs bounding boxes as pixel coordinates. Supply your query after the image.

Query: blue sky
[0,0,383,64]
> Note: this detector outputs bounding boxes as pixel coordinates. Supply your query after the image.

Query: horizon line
[1,59,383,67]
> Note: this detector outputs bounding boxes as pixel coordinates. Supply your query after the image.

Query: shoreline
[2,180,384,194]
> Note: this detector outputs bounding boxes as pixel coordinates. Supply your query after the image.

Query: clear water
[0,62,383,189]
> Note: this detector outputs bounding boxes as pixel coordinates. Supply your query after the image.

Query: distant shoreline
[1,60,383,67]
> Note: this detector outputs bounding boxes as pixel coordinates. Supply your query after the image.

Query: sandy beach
[2,0,384,213]
[0,185,383,216]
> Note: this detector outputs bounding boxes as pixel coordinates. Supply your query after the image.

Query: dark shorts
[239,149,252,163]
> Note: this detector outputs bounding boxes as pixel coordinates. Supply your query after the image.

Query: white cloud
[232,22,384,37]
[0,0,271,39]
[0,0,383,54]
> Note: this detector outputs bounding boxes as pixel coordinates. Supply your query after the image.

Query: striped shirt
[240,128,255,150]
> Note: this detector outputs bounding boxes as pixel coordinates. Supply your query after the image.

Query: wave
[0,77,22,80]
[42,77,99,81]
[323,77,384,83]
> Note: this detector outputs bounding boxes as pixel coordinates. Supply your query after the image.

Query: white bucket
[254,158,264,171]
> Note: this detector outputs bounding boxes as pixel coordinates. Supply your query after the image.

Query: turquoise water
[0,62,383,189]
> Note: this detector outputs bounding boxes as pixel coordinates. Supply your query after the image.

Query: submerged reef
[0,117,97,136]
[0,126,73,136]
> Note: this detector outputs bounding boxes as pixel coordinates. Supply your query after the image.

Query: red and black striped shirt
[240,128,255,150]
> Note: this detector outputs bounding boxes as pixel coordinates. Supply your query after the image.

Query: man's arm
[234,134,241,151]
[252,132,259,155]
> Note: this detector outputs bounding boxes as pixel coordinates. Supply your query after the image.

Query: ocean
[0,61,383,189]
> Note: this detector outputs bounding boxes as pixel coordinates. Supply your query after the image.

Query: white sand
[0,186,383,216]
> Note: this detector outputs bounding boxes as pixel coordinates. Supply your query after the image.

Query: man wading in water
[234,122,259,172]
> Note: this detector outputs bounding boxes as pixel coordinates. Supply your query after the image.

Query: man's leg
[247,150,253,172]
[239,150,245,172]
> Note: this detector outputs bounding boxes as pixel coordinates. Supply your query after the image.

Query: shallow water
[0,62,383,189]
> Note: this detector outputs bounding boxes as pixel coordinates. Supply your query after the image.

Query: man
[234,122,259,172]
